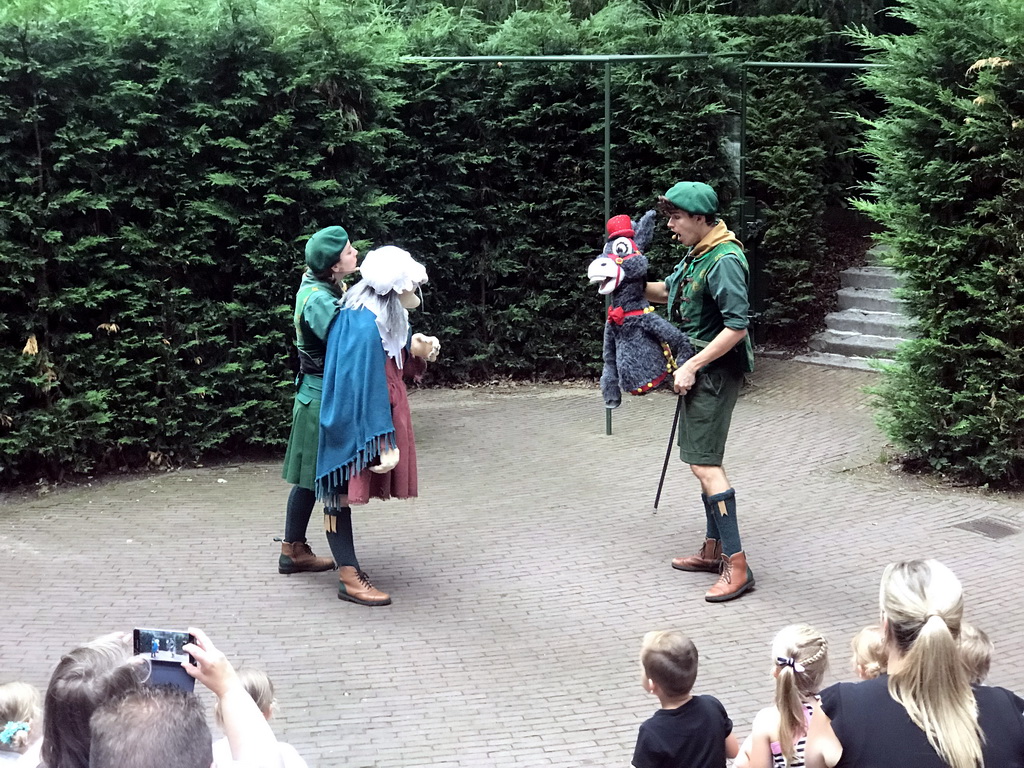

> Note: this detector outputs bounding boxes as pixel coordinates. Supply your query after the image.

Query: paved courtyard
[2,358,1023,767]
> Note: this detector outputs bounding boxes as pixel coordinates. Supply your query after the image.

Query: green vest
[293,272,343,375]
[664,242,755,373]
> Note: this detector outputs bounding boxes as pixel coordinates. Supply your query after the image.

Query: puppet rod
[654,395,684,512]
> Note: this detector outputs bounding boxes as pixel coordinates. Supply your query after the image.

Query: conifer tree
[857,0,1024,485]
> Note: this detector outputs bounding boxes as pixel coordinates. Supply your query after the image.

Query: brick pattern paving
[1,358,1022,767]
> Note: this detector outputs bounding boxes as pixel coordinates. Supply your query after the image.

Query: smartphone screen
[133,628,196,692]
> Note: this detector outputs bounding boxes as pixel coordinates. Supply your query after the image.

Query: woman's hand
[182,627,239,698]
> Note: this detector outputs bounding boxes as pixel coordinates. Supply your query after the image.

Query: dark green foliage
[385,2,735,381]
[857,0,1024,485]
[0,0,401,483]
[0,0,864,485]
[728,15,849,342]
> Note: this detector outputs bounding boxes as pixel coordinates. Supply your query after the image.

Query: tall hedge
[0,0,854,485]
[0,0,401,482]
[386,2,734,381]
[858,0,1024,485]
[722,14,840,340]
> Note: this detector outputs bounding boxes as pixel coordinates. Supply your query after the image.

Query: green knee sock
[324,507,359,569]
[702,493,720,540]
[706,488,742,556]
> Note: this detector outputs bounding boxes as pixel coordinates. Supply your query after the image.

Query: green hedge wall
[0,0,848,485]
[386,3,735,381]
[858,0,1024,486]
[0,2,401,481]
[727,14,837,342]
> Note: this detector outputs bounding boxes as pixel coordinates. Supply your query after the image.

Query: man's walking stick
[654,394,684,512]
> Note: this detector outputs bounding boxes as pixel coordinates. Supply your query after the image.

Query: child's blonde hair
[215,668,275,727]
[639,631,698,699]
[850,624,887,680]
[0,681,42,754]
[771,624,829,767]
[959,622,993,685]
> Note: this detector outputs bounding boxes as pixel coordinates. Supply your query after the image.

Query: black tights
[285,486,357,567]
[284,485,316,543]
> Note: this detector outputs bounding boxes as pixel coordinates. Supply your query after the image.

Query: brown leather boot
[672,538,722,572]
[705,551,755,603]
[338,566,392,606]
[279,540,335,574]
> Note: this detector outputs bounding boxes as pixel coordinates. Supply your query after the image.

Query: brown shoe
[279,540,335,574]
[338,566,392,606]
[672,538,722,572]
[705,551,755,603]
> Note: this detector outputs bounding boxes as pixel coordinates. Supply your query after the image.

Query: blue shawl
[315,306,396,505]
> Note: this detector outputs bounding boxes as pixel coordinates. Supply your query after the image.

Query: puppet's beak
[587,257,622,296]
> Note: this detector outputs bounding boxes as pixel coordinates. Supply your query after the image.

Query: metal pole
[741,61,884,70]
[402,53,748,63]
[604,60,612,437]
[739,66,747,210]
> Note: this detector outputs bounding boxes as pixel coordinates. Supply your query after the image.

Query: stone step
[809,329,908,358]
[866,243,891,264]
[824,308,914,338]
[792,351,881,371]
[840,266,902,291]
[837,286,904,313]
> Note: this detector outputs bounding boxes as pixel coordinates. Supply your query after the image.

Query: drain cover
[953,517,1019,540]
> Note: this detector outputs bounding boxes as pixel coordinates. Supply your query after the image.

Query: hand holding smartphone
[133,628,197,692]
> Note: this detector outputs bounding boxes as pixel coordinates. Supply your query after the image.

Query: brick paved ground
[2,358,1023,767]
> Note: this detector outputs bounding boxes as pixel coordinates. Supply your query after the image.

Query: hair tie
[776,656,806,673]
[0,721,29,745]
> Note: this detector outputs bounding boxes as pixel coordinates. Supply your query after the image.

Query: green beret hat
[304,226,349,273]
[664,182,718,215]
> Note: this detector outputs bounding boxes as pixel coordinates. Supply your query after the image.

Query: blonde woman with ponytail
[736,625,829,768]
[806,559,1024,768]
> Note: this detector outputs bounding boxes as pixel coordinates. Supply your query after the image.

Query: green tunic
[664,240,754,374]
[282,272,344,489]
[663,234,754,465]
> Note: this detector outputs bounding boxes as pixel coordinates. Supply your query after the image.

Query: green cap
[663,182,718,215]
[304,226,349,273]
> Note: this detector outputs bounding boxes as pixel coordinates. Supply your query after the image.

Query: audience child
[958,622,993,685]
[0,682,41,763]
[849,625,887,681]
[735,625,829,768]
[632,630,738,768]
[39,632,148,768]
[213,669,308,768]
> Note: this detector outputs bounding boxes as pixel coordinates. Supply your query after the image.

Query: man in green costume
[646,181,755,603]
[279,226,391,606]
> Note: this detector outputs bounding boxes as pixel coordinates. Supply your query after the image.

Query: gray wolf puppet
[587,210,695,408]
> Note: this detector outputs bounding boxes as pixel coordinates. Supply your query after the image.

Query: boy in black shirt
[633,630,738,768]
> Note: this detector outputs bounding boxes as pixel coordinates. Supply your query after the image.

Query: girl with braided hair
[0,681,41,762]
[736,625,829,768]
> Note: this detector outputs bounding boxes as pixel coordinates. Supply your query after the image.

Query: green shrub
[857,0,1024,486]
[0,0,863,485]
[0,0,401,483]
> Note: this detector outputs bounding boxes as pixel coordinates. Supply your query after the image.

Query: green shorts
[282,375,323,490]
[677,364,743,466]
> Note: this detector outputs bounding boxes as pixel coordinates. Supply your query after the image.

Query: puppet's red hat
[606,215,634,239]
